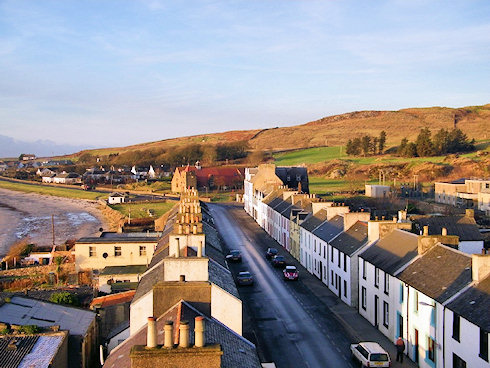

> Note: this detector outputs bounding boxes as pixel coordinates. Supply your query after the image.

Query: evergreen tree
[371,137,379,155]
[415,128,434,156]
[403,142,418,157]
[345,139,353,155]
[361,135,371,156]
[433,128,449,155]
[397,138,408,156]
[378,130,386,154]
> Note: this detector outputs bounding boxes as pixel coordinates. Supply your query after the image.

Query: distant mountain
[0,135,92,159]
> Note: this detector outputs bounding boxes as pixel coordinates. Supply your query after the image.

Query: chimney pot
[147,317,157,348]
[197,241,203,257]
[179,275,186,282]
[194,316,205,348]
[179,321,190,348]
[423,226,429,236]
[442,227,448,236]
[164,321,173,348]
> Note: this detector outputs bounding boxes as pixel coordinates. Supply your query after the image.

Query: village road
[208,203,356,368]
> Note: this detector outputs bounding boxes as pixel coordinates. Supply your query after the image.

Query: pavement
[287,252,418,368]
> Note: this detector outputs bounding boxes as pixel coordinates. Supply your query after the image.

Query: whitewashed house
[358,229,419,341]
[299,209,329,273]
[107,192,128,204]
[444,253,490,368]
[53,172,82,185]
[397,244,473,368]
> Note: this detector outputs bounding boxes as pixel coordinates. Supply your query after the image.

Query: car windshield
[239,272,251,277]
[370,353,389,362]
[230,251,240,256]
[285,267,296,271]
[275,256,284,260]
[269,248,278,254]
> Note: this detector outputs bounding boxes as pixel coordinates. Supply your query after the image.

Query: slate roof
[360,229,418,275]
[447,275,490,333]
[275,166,309,193]
[103,301,260,368]
[0,297,95,336]
[203,221,227,267]
[100,265,147,276]
[208,259,239,298]
[0,334,66,368]
[312,215,344,243]
[266,196,284,208]
[329,221,368,256]
[397,244,472,303]
[412,214,483,241]
[132,263,164,303]
[300,209,328,232]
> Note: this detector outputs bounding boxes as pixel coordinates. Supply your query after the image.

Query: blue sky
[1,0,489,148]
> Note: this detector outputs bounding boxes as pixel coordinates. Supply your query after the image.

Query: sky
[1,0,489,149]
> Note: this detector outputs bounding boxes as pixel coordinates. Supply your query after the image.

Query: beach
[0,187,109,257]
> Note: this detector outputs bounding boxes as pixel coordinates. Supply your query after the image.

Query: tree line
[346,131,386,156]
[397,128,474,157]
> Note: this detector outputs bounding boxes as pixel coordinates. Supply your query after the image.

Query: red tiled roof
[90,290,136,309]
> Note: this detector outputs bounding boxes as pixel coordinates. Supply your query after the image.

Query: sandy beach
[0,188,110,257]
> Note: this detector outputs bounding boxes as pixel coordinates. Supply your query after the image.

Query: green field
[308,177,378,195]
[274,142,490,166]
[0,179,107,200]
[109,201,175,218]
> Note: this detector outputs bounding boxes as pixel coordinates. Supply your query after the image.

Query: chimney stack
[164,321,173,348]
[147,317,157,348]
[195,316,205,348]
[465,209,475,218]
[179,321,190,348]
[179,275,186,282]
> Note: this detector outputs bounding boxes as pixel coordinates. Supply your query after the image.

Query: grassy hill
[70,103,490,159]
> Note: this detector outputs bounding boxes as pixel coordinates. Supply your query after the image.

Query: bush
[49,291,79,306]
[19,325,40,334]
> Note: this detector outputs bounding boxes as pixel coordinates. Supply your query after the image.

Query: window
[356,345,369,359]
[453,354,466,368]
[374,268,380,288]
[427,337,435,363]
[323,246,326,259]
[384,273,389,295]
[314,240,316,252]
[452,313,460,342]
[361,287,367,310]
[330,247,333,262]
[343,253,347,272]
[331,270,334,285]
[114,246,122,257]
[400,283,404,303]
[337,250,341,267]
[383,301,389,328]
[414,291,419,312]
[139,246,146,256]
[343,280,347,297]
[89,246,96,257]
[480,329,489,362]
[362,259,367,280]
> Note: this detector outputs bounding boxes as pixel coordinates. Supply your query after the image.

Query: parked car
[265,247,278,260]
[236,271,254,286]
[350,342,391,368]
[226,250,242,263]
[271,255,286,268]
[283,266,299,281]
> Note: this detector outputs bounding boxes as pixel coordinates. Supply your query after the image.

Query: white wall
[163,257,209,281]
[130,291,153,335]
[458,240,484,255]
[107,327,130,353]
[211,284,242,336]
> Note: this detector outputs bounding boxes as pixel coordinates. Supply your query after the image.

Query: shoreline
[0,187,113,257]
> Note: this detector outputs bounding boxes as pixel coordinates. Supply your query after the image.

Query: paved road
[208,203,356,368]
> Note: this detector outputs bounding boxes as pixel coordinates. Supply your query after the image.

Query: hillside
[72,104,490,158]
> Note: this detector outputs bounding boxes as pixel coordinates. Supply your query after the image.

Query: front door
[414,329,419,364]
[374,295,379,328]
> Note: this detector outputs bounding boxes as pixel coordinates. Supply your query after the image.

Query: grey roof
[275,166,309,193]
[132,263,164,303]
[330,221,369,256]
[103,301,261,368]
[208,259,239,298]
[312,215,344,243]
[397,244,472,303]
[447,275,490,333]
[100,265,147,276]
[106,320,130,341]
[300,209,328,232]
[360,229,418,275]
[412,215,483,241]
[101,231,163,238]
[77,236,159,243]
[203,222,227,268]
[0,297,95,336]
[267,197,284,209]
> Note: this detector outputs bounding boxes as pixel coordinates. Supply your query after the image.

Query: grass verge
[109,201,175,218]
[0,180,107,200]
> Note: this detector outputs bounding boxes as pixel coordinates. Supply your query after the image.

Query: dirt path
[0,188,110,257]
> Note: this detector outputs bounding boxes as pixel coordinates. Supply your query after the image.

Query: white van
[350,342,391,367]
